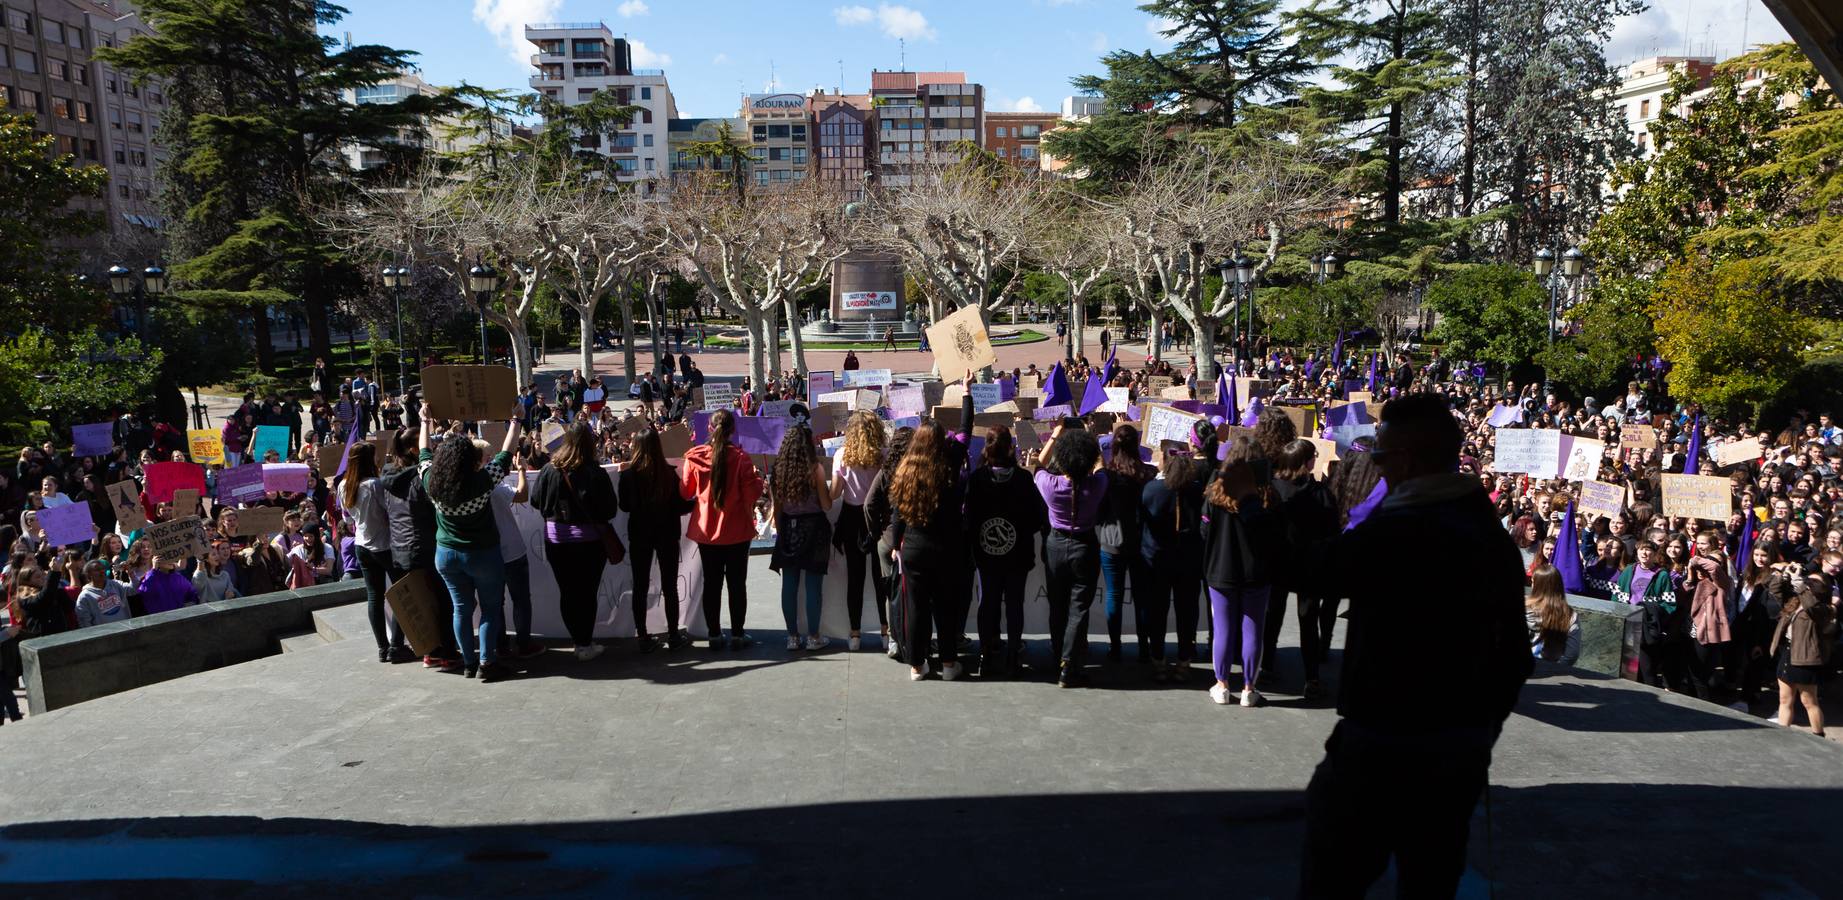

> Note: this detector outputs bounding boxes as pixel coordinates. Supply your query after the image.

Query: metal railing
[526,21,606,31]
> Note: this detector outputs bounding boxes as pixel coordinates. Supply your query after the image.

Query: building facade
[340,69,510,170]
[2,0,167,238]
[525,21,677,194]
[666,115,743,177]
[1612,56,1715,160]
[870,70,982,187]
[809,90,871,199]
[984,110,1057,168]
[740,91,809,186]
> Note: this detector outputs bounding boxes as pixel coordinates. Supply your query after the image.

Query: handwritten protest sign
[262,463,312,494]
[1577,480,1625,523]
[1711,438,1762,468]
[187,429,224,465]
[807,371,836,399]
[105,480,146,531]
[759,400,798,420]
[1099,387,1131,413]
[925,304,997,376]
[172,489,200,515]
[38,502,94,547]
[969,382,1003,412]
[385,568,450,657]
[247,426,289,463]
[1144,375,1173,391]
[234,506,286,538]
[702,383,738,410]
[144,461,206,505]
[72,422,114,457]
[841,368,893,388]
[539,421,566,451]
[1142,404,1205,448]
[422,365,517,421]
[215,464,266,505]
[144,516,208,561]
[1493,428,1563,477]
[1620,423,1657,450]
[1560,436,1605,482]
[1160,386,1193,401]
[1033,404,1073,422]
[1661,473,1732,521]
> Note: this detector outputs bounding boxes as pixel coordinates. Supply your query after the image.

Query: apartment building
[666,115,743,177]
[984,110,1056,168]
[869,70,982,187]
[1612,56,1716,159]
[2,0,166,235]
[340,69,510,170]
[525,21,677,194]
[740,91,809,186]
[809,90,871,199]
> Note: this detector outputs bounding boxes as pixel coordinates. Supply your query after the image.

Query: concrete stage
[1,575,1839,899]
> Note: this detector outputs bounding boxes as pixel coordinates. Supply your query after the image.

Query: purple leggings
[1209,585,1269,686]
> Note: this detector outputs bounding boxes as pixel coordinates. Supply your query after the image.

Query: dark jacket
[1328,473,1531,734]
[1770,575,1835,667]
[379,463,436,571]
[891,465,967,559]
[1140,474,1204,576]
[613,463,692,543]
[965,465,1046,566]
[1096,461,1155,556]
[17,572,70,639]
[1200,475,1281,588]
[1271,475,1338,591]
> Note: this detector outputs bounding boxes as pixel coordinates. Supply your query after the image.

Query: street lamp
[1533,245,1586,398]
[467,261,501,365]
[1215,254,1257,368]
[107,263,166,344]
[381,263,412,396]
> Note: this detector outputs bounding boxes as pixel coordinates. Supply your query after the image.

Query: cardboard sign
[840,368,893,388]
[1661,473,1732,521]
[702,383,739,411]
[616,415,649,438]
[1236,378,1275,401]
[1577,479,1625,523]
[1560,436,1605,483]
[72,421,114,457]
[234,505,287,538]
[1620,423,1657,450]
[540,421,567,451]
[758,400,798,420]
[422,364,518,422]
[172,489,201,515]
[314,443,345,479]
[1142,404,1204,448]
[249,426,290,463]
[1277,405,1315,438]
[144,461,207,505]
[1099,387,1131,413]
[807,371,836,399]
[1143,375,1173,391]
[969,382,1004,412]
[1711,438,1762,468]
[931,404,963,430]
[106,480,146,531]
[659,423,692,459]
[187,430,224,465]
[38,501,94,547]
[479,421,509,448]
[385,568,451,657]
[1346,390,1373,410]
[1494,428,1563,477]
[1305,437,1338,479]
[144,515,208,561]
[925,304,998,376]
[262,463,312,494]
[371,432,393,469]
[215,464,267,505]
[1160,386,1193,401]
[1014,421,1043,452]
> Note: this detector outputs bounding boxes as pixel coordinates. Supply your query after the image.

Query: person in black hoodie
[966,425,1046,678]
[1299,393,1531,900]
[887,419,969,681]
[1097,423,1156,664]
[1139,448,1205,683]
[1201,433,1282,708]
[1267,439,1340,699]
[617,427,695,652]
[379,427,459,670]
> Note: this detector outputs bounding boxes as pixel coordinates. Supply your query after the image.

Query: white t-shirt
[40,493,73,509]
[490,482,527,563]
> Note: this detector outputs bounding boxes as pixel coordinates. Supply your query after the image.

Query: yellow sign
[187,429,225,465]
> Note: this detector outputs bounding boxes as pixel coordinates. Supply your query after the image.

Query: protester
[890,420,968,681]
[827,412,887,652]
[1526,564,1581,665]
[966,424,1045,678]
[1202,433,1281,707]
[530,423,617,662]
[339,440,409,663]
[1139,448,1204,682]
[419,401,522,682]
[681,409,762,651]
[1772,569,1834,735]
[1034,420,1105,687]
[1097,423,1155,663]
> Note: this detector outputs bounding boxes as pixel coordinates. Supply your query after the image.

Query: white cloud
[1605,0,1787,66]
[1144,15,1179,48]
[835,4,936,41]
[1089,31,1108,53]
[833,5,874,26]
[995,96,1043,113]
[472,0,561,64]
[617,0,649,16]
[630,39,671,67]
[711,52,731,65]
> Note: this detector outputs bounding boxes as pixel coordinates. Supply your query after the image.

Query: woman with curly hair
[1202,433,1282,707]
[770,415,834,652]
[889,420,968,681]
[419,400,523,682]
[864,425,916,657]
[681,409,764,650]
[1034,420,1106,687]
[828,411,887,651]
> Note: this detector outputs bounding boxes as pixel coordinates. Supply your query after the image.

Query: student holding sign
[419,400,523,682]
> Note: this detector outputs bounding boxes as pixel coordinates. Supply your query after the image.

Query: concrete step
[277,630,329,654]
[311,601,371,645]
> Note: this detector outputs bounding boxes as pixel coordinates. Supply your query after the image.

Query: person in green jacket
[420,402,523,682]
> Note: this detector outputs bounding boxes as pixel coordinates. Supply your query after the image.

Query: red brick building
[984,111,1058,168]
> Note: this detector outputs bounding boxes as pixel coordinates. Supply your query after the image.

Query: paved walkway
[2,574,1838,897]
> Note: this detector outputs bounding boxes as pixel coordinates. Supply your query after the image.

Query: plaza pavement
[1,568,1839,898]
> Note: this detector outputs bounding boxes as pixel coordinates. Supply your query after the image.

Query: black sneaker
[1105,646,1123,664]
[387,646,415,664]
[729,632,753,651]
[667,631,691,651]
[636,635,658,654]
[478,662,510,683]
[463,665,479,679]
[377,647,391,664]
[1058,664,1091,689]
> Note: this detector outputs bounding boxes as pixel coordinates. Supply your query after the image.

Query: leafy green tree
[0,111,110,332]
[1421,264,1545,369]
[1535,275,1653,399]
[0,330,163,439]
[1255,279,1370,347]
[1651,258,1816,415]
[682,120,754,199]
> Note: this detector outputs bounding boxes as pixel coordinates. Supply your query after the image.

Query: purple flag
[1214,368,1231,411]
[1331,330,1344,371]
[1345,477,1388,531]
[1224,374,1239,424]
[1733,514,1753,580]
[1102,345,1118,385]
[1304,357,1320,380]
[1045,363,1073,408]
[333,403,365,479]
[1555,500,1585,593]
[1683,414,1702,474]
[1078,371,1107,416]
[1366,353,1379,394]
[1240,396,1264,428]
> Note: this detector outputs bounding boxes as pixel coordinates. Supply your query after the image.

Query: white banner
[840,291,898,311]
[1494,428,1563,477]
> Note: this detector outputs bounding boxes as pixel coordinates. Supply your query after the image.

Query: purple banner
[72,422,114,458]
[732,416,789,456]
[216,463,267,503]
[38,501,95,547]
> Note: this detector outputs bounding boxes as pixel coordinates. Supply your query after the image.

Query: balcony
[526,22,607,32]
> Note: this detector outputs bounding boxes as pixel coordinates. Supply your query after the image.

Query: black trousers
[1044,530,1100,667]
[698,541,750,637]
[1639,637,1694,693]
[840,541,885,632]
[976,559,1029,654]
[630,537,681,638]
[546,540,608,646]
[357,545,404,651]
[901,545,963,667]
[1300,721,1493,900]
[1140,565,1200,662]
[1295,590,1339,682]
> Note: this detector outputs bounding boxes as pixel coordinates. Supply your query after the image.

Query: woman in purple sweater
[138,553,198,615]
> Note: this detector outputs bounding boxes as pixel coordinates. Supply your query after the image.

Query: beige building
[525,21,678,195]
[340,70,510,170]
[870,70,982,187]
[740,91,809,186]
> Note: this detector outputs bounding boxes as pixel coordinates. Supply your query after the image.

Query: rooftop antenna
[1681,0,1693,57]
[1741,0,1750,57]
[838,59,844,94]
[769,58,777,91]
[900,38,905,71]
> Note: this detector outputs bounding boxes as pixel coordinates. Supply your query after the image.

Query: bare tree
[660,175,850,394]
[535,175,656,383]
[1030,188,1116,362]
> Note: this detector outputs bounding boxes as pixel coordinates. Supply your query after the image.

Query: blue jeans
[1098,550,1147,649]
[502,554,531,646]
[781,568,824,637]
[435,544,506,667]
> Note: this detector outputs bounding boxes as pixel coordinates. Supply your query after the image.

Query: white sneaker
[848,635,861,652]
[1209,683,1231,705]
[885,637,900,659]
[805,635,830,651]
[786,635,802,651]
[574,644,604,661]
[910,660,931,682]
[941,661,963,681]
[1240,688,1262,708]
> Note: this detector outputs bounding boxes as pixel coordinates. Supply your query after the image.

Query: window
[768,124,789,139]
[82,138,96,160]
[52,96,71,119]
[74,65,87,85]
[613,133,636,149]
[755,170,769,185]
[75,100,90,122]
[752,124,766,142]
[55,134,75,155]
[643,157,653,171]
[119,183,130,199]
[536,39,563,55]
[127,111,142,133]
[67,26,82,48]
[130,147,146,167]
[109,108,120,129]
[1639,99,1650,118]
[7,7,31,34]
[995,147,1007,158]
[1019,146,1038,160]
[791,124,805,141]
[768,147,786,161]
[127,83,137,98]
[106,76,116,94]
[640,86,651,100]
[49,58,68,80]
[1020,125,1040,138]
[113,144,124,163]
[1636,132,1647,153]
[994,126,1006,137]
[612,157,636,173]
[572,40,603,57]
[42,19,61,43]
[641,133,652,147]
[15,87,39,112]
[749,147,765,161]
[791,147,806,164]
[16,49,36,73]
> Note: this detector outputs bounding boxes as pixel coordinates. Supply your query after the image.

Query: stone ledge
[20,580,366,715]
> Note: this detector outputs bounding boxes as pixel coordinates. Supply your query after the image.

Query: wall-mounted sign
[840,290,898,311]
[749,93,805,109]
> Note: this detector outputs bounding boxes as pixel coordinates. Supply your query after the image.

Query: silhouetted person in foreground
[1300,393,1532,899]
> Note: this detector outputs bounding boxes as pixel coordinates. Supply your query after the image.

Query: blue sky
[322,0,1787,120]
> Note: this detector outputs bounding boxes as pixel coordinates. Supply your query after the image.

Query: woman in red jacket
[680,410,764,650]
